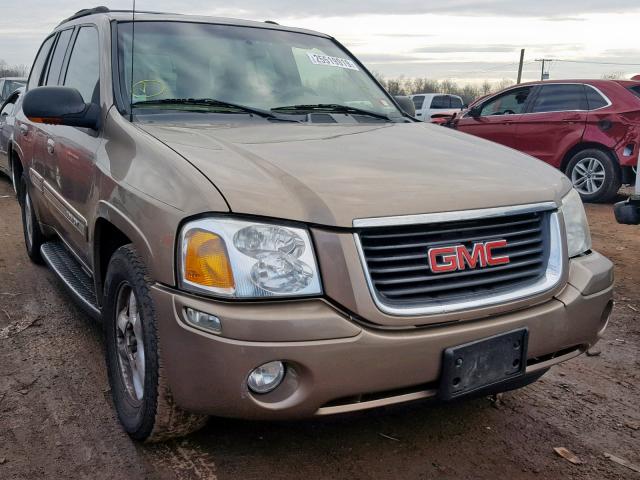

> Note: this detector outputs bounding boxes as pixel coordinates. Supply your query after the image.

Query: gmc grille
[356,206,563,315]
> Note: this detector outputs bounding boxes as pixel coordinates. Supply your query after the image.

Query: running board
[41,241,101,320]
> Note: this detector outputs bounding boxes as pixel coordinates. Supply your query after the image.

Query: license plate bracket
[438,328,528,400]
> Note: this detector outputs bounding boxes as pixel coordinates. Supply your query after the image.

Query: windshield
[117,21,402,119]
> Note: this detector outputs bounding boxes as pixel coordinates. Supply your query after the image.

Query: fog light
[247,361,285,394]
[184,307,222,334]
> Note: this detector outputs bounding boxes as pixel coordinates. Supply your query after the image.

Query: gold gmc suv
[10,8,614,441]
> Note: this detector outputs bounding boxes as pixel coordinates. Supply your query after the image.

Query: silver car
[0,87,24,192]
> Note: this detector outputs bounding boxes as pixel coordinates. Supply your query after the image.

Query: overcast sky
[2,0,640,84]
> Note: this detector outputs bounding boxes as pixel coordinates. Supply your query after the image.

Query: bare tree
[601,71,623,80]
[372,71,513,104]
[0,59,29,78]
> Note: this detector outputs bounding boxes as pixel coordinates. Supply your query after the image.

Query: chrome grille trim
[353,204,565,317]
[353,202,557,228]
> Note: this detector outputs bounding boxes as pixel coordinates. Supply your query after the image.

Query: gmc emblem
[428,240,510,273]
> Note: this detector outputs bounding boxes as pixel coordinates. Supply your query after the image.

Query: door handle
[47,138,55,155]
[20,124,28,136]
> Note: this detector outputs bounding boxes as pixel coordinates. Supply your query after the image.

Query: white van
[410,93,464,122]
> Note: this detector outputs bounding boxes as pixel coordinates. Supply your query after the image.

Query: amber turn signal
[183,229,235,293]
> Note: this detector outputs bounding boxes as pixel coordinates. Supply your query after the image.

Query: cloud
[357,53,418,63]
[3,0,639,23]
[413,44,521,54]
[173,0,638,18]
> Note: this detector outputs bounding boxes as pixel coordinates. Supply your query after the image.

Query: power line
[542,59,640,67]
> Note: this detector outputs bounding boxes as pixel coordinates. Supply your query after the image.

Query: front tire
[20,174,44,264]
[566,149,621,203]
[103,245,207,442]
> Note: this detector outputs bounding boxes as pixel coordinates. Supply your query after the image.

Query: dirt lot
[0,176,638,480]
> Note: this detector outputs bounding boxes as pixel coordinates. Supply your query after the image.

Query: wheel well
[560,142,618,173]
[94,219,131,305]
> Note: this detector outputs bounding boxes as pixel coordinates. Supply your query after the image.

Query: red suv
[454,80,640,202]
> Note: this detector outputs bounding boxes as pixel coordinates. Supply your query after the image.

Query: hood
[139,121,571,228]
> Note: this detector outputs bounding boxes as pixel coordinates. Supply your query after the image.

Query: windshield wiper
[132,98,293,121]
[271,103,391,121]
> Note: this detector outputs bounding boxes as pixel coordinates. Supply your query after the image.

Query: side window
[480,88,531,116]
[430,95,448,109]
[585,86,609,110]
[412,95,425,110]
[531,84,587,113]
[64,26,100,103]
[450,96,463,109]
[27,35,55,90]
[45,29,74,86]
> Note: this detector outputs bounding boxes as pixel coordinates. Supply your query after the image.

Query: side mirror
[23,86,100,129]
[394,96,416,117]
[468,105,481,118]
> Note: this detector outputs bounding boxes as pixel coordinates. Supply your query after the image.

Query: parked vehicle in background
[411,93,464,122]
[614,154,640,224]
[0,77,26,103]
[14,8,613,442]
[453,80,640,203]
[0,87,24,192]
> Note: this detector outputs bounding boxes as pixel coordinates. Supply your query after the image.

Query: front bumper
[152,251,613,419]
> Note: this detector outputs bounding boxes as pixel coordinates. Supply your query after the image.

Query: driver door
[456,86,533,149]
[41,26,102,264]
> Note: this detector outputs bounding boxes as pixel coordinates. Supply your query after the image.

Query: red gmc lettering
[428,246,458,273]
[428,240,510,273]
[485,240,510,266]
[456,243,486,270]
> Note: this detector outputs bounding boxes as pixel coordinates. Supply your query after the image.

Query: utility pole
[516,49,525,84]
[534,58,553,81]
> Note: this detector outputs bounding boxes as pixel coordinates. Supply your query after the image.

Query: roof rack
[57,6,179,26]
[58,6,110,26]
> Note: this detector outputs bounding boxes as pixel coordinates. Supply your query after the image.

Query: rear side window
[585,86,609,109]
[531,84,587,113]
[64,26,100,103]
[430,95,448,109]
[450,96,463,109]
[412,95,425,109]
[45,28,74,86]
[628,85,640,100]
[27,35,55,90]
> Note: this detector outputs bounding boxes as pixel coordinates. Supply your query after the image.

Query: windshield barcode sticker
[307,53,359,71]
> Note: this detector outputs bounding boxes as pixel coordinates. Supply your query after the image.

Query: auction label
[307,52,359,71]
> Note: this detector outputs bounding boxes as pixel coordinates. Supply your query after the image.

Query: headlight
[561,189,592,258]
[178,217,322,298]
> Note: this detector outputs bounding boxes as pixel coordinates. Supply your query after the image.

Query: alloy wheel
[571,157,606,195]
[24,191,34,248]
[11,167,18,194]
[115,284,146,403]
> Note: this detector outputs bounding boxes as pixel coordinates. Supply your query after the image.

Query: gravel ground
[0,176,638,480]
